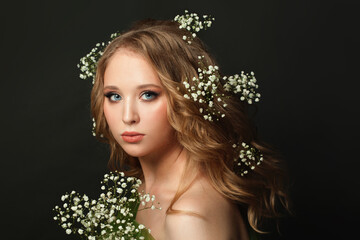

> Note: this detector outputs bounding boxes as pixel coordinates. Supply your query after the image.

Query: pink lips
[121,131,144,143]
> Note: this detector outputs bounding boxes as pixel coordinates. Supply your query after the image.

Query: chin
[120,145,149,158]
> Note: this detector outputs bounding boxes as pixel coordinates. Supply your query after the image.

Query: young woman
[90,16,289,240]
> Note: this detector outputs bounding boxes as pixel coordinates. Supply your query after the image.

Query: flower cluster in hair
[184,66,261,122]
[174,10,214,45]
[174,10,261,121]
[232,142,264,176]
[53,171,159,240]
[223,72,261,104]
[77,33,120,137]
[78,32,121,84]
[183,56,226,121]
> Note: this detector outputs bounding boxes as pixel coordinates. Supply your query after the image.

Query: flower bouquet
[53,172,159,240]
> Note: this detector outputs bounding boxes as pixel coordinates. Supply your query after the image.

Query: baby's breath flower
[54,171,159,239]
[61,195,68,201]
[174,11,261,122]
[223,71,261,104]
[181,61,223,121]
[78,32,121,85]
[233,142,263,176]
[174,10,215,45]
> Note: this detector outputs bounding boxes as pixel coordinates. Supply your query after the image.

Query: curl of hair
[91,19,290,233]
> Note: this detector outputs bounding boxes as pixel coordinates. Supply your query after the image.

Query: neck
[138,141,187,194]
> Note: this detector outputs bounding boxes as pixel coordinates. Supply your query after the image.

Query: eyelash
[104,92,122,102]
[104,91,159,102]
[141,91,159,101]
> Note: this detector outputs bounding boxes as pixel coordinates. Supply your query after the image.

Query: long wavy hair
[91,19,290,233]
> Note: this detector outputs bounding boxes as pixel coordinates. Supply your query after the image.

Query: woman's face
[103,48,176,158]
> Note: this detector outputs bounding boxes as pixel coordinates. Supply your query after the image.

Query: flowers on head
[174,10,214,44]
[174,10,261,122]
[77,32,121,84]
[181,56,261,122]
[182,57,225,122]
[232,142,264,176]
[223,72,261,105]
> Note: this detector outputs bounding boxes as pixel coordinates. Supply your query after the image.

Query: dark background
[1,0,359,239]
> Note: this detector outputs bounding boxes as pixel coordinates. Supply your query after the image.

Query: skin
[103,48,249,240]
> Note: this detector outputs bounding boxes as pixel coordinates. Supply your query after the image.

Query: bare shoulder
[164,176,249,240]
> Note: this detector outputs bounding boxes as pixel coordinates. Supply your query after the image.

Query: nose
[122,98,140,125]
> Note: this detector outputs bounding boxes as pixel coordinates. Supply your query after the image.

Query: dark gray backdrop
[1,0,358,239]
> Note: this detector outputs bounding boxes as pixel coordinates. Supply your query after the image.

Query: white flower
[61,195,68,201]
[83,195,89,202]
[209,75,216,82]
[54,147,164,237]
[191,93,198,101]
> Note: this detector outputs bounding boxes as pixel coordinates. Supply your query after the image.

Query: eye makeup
[140,90,160,101]
[104,92,122,102]
[104,90,160,102]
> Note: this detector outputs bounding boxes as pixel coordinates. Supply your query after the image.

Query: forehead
[104,48,161,87]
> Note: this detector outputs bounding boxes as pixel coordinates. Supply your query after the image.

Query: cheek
[150,104,167,121]
[142,100,171,130]
[103,104,119,130]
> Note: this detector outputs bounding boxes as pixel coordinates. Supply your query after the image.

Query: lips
[121,131,145,143]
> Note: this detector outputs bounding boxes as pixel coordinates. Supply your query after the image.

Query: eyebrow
[103,84,162,91]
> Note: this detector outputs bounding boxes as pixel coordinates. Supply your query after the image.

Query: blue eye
[141,91,159,101]
[105,92,122,102]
